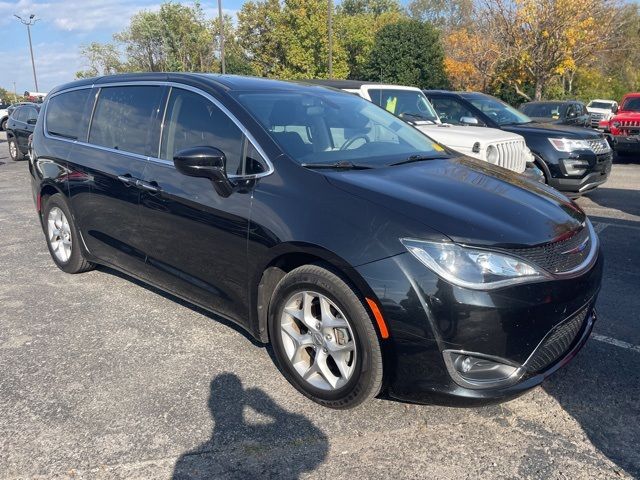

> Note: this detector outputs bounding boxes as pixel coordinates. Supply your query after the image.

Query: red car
[608,93,640,155]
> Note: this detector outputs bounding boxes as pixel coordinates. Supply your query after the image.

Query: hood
[587,107,613,115]
[613,111,640,120]
[502,122,601,139]
[323,157,585,248]
[416,124,522,145]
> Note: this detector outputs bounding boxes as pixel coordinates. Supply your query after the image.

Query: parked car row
[28,73,603,409]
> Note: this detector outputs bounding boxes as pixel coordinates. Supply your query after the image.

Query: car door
[69,84,165,276]
[20,106,38,149]
[135,86,263,322]
[9,106,29,149]
[577,103,589,127]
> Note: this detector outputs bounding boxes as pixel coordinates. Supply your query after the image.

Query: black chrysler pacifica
[30,74,602,408]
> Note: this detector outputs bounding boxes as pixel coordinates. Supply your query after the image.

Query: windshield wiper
[301,161,371,170]
[400,112,436,124]
[390,154,447,166]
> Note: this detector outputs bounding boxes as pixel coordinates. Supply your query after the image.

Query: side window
[430,98,476,125]
[89,85,163,156]
[13,107,26,122]
[46,89,93,140]
[566,104,577,118]
[160,88,244,175]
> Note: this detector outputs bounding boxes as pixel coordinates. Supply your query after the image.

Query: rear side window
[46,89,93,140]
[160,88,244,175]
[89,86,163,156]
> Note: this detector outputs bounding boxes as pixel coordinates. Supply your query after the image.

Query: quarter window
[160,88,245,175]
[89,86,164,156]
[46,89,93,140]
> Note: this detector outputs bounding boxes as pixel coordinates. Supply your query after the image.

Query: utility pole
[327,0,333,78]
[217,0,226,74]
[14,14,39,92]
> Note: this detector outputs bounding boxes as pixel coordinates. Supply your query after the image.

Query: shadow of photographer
[172,373,328,479]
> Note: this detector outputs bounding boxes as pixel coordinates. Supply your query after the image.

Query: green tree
[339,0,402,16]
[237,0,285,77]
[76,42,124,78]
[365,19,449,89]
[406,0,473,30]
[276,0,349,78]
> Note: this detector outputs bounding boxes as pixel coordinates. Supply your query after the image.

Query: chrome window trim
[42,80,275,180]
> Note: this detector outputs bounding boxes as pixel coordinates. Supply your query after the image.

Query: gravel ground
[0,131,638,479]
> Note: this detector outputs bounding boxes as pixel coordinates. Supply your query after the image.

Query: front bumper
[547,151,612,194]
[614,135,640,152]
[357,250,603,406]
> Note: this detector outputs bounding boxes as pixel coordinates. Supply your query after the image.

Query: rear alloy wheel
[8,137,22,161]
[269,265,383,409]
[42,194,95,274]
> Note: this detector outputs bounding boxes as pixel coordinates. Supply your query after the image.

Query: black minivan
[30,74,602,408]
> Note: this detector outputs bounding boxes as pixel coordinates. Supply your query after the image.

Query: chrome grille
[525,306,589,372]
[587,138,611,154]
[493,139,527,173]
[619,120,640,127]
[589,113,604,127]
[510,225,591,274]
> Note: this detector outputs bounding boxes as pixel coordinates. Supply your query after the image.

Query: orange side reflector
[366,298,389,339]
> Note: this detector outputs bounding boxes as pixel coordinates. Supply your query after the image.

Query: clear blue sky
[0,0,256,96]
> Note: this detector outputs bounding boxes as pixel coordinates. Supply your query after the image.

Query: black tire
[42,194,95,274]
[8,137,23,161]
[268,264,383,409]
[1,118,7,131]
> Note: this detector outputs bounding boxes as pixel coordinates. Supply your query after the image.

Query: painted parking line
[591,333,640,354]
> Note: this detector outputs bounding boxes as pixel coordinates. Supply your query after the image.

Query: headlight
[548,138,592,152]
[486,145,498,164]
[400,238,551,290]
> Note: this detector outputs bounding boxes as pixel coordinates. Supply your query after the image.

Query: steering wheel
[340,135,370,151]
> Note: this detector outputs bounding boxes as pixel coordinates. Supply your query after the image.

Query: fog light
[443,350,523,389]
[562,158,589,176]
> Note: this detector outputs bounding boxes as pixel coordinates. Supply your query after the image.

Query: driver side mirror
[460,116,479,125]
[27,118,37,125]
[173,146,234,197]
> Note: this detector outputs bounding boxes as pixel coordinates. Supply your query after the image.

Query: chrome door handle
[136,179,161,194]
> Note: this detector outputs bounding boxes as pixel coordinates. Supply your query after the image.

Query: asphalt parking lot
[0,131,639,480]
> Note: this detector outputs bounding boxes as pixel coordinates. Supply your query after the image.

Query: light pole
[217,0,226,74]
[14,14,39,92]
[328,0,333,78]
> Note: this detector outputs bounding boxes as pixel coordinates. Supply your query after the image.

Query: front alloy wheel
[280,291,357,390]
[269,264,383,409]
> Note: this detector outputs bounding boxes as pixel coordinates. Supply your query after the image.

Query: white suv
[309,80,536,176]
[586,99,618,129]
[0,101,10,131]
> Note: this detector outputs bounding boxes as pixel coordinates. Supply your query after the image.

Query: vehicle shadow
[172,373,329,479]
[582,187,640,218]
[96,265,264,348]
[543,340,640,477]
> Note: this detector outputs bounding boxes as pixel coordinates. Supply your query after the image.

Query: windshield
[234,90,449,166]
[520,102,563,119]
[467,95,532,126]
[621,97,640,112]
[367,89,439,123]
[588,101,614,110]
